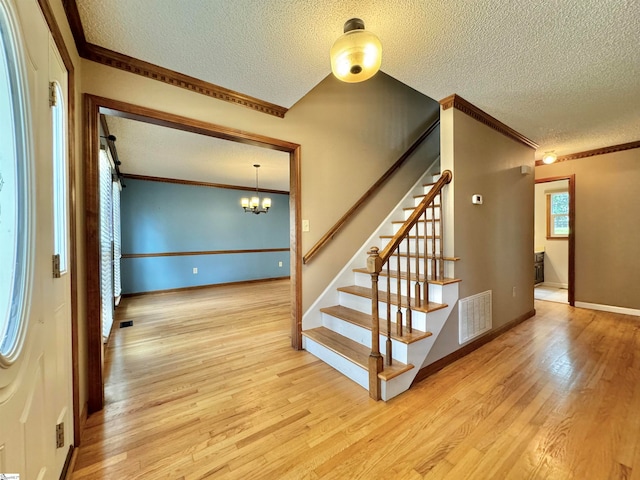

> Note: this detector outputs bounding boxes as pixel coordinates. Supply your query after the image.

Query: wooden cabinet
[534,252,544,284]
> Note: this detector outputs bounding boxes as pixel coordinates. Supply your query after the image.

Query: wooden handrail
[303,117,440,265]
[377,170,452,267]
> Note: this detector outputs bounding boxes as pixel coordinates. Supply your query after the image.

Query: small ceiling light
[330,18,382,83]
[241,164,271,215]
[542,152,557,164]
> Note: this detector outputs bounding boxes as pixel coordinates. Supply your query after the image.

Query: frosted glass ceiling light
[331,18,382,83]
[241,164,271,214]
[542,151,557,164]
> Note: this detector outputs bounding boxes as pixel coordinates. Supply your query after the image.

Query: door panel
[0,0,73,477]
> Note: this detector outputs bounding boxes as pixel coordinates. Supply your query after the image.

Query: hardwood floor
[72,280,640,479]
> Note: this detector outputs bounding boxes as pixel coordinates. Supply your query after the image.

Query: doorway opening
[84,94,302,413]
[534,175,575,306]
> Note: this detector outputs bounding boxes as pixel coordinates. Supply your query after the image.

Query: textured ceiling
[105,116,290,191]
[79,0,640,157]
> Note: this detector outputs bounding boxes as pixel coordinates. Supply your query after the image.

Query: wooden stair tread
[302,327,414,381]
[380,235,441,240]
[391,218,440,225]
[320,305,432,344]
[352,268,462,285]
[402,204,442,212]
[337,285,447,314]
[391,252,460,261]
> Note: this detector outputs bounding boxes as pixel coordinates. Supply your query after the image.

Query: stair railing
[366,170,452,400]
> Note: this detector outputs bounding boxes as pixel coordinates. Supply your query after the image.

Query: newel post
[367,247,383,400]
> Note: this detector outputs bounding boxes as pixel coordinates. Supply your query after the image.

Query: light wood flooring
[72,279,640,479]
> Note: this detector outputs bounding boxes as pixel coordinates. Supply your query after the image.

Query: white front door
[0,0,73,477]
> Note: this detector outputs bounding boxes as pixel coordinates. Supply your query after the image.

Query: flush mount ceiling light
[241,164,271,214]
[330,18,382,83]
[542,151,558,164]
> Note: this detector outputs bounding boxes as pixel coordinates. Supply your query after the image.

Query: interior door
[0,0,73,477]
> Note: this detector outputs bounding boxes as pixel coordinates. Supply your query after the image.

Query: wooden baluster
[422,209,429,305]
[386,263,392,366]
[366,247,383,400]
[396,246,403,337]
[405,236,412,333]
[414,218,421,308]
[431,201,437,280]
[439,192,445,279]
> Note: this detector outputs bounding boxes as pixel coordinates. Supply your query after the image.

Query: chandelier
[241,164,271,214]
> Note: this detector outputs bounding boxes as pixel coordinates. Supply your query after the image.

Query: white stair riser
[302,336,369,389]
[321,313,409,363]
[392,222,439,236]
[353,271,444,303]
[405,207,441,220]
[337,291,429,332]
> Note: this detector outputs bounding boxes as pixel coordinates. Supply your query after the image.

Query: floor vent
[120,320,133,328]
[458,290,492,344]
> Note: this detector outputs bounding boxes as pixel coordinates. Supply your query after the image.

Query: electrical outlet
[193,267,198,274]
[278,261,283,267]
[302,219,310,232]
[512,286,516,297]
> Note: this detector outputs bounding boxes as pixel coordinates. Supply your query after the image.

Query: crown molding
[534,140,640,166]
[121,173,290,195]
[439,94,538,149]
[61,1,288,118]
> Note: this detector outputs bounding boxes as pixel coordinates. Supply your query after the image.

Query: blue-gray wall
[121,178,290,294]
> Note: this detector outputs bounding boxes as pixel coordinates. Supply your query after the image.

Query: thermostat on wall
[472,194,483,205]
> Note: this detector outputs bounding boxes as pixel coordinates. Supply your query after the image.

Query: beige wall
[536,148,640,309]
[535,180,569,287]
[426,107,535,364]
[81,62,440,309]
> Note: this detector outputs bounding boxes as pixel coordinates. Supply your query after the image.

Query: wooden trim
[121,173,289,195]
[84,94,301,412]
[123,248,290,259]
[303,117,440,264]
[536,175,576,306]
[93,94,297,151]
[60,0,86,56]
[439,94,538,149]
[37,0,82,446]
[412,309,536,385]
[534,140,640,166]
[290,147,302,350]
[59,2,288,118]
[85,96,104,414]
[121,276,290,298]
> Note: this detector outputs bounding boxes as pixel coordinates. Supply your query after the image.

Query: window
[0,3,31,364]
[52,81,68,273]
[99,147,114,341]
[112,179,122,299]
[547,191,569,239]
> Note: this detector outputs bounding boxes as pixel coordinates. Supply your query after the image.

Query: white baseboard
[575,302,640,317]
[540,282,568,289]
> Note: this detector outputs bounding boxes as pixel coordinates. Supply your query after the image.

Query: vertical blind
[112,180,122,299]
[99,147,114,342]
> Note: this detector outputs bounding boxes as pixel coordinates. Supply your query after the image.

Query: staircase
[302,169,460,401]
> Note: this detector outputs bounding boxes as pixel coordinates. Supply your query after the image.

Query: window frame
[0,0,34,367]
[546,190,570,240]
[51,80,68,275]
